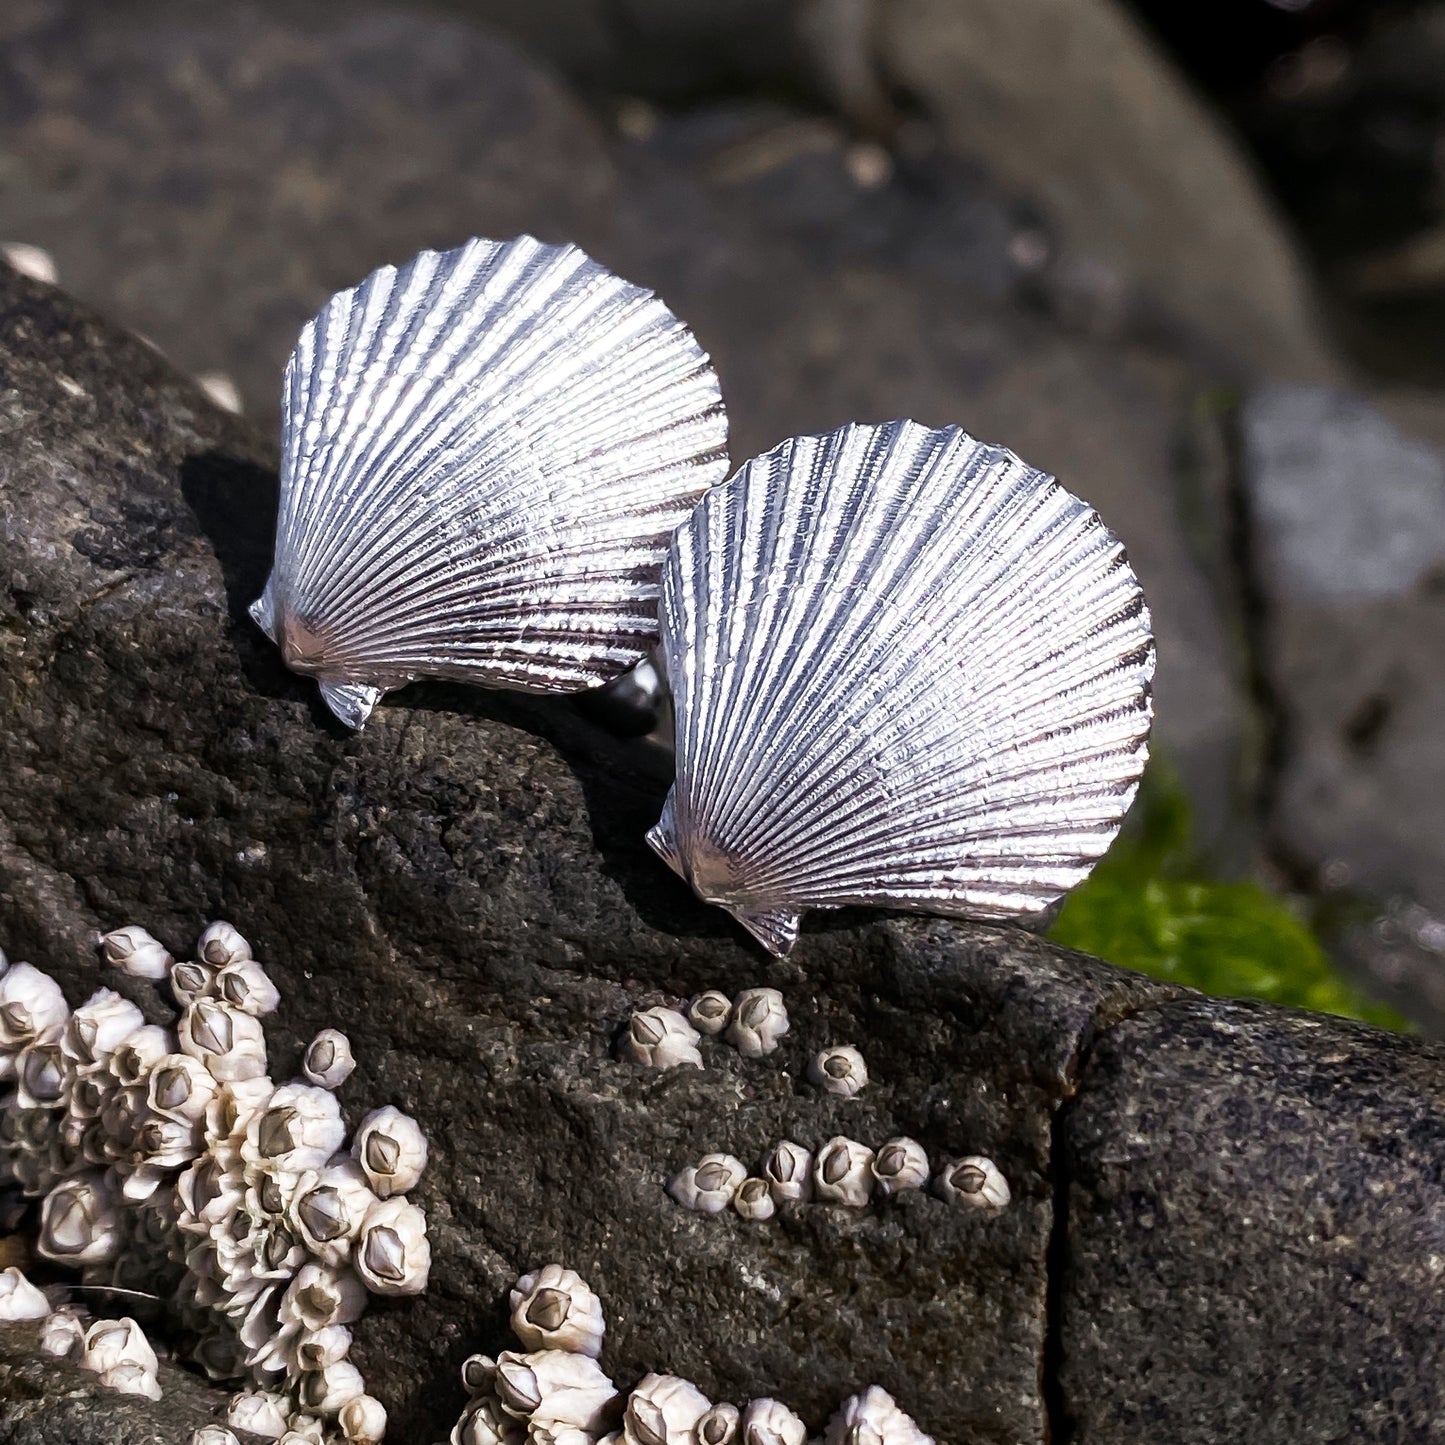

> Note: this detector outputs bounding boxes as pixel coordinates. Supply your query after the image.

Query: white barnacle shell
[0,1266,48,1320]
[198,921,252,967]
[738,1399,806,1445]
[493,1349,617,1432]
[823,1386,933,1445]
[452,1395,523,1445]
[813,1138,876,1208]
[623,1372,710,1445]
[531,1428,595,1445]
[170,959,218,1008]
[148,1052,219,1123]
[228,1389,292,1439]
[808,1046,868,1098]
[647,420,1154,956]
[190,1429,242,1445]
[100,925,173,980]
[622,1008,702,1071]
[179,999,267,1082]
[302,1029,356,1089]
[686,991,732,1037]
[214,959,280,1017]
[177,1152,244,1232]
[722,990,788,1059]
[0,962,68,1072]
[351,1104,428,1198]
[63,988,145,1069]
[934,1155,1010,1210]
[696,1404,740,1445]
[99,1361,163,1400]
[82,1316,159,1375]
[248,234,729,730]
[39,1169,122,1265]
[354,1195,431,1296]
[510,1263,606,1358]
[335,1392,387,1439]
[15,1028,67,1109]
[280,1262,370,1331]
[339,1394,388,1443]
[282,1423,327,1445]
[298,1359,367,1416]
[292,1158,378,1265]
[732,1178,775,1222]
[109,1025,174,1087]
[871,1138,930,1196]
[38,1306,85,1356]
[292,1322,352,1373]
[666,1153,746,1214]
[461,1352,498,1396]
[760,1141,812,1204]
[246,1082,346,1175]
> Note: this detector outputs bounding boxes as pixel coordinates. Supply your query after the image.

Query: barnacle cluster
[668,1139,1009,1218]
[624,991,790,1073]
[440,1265,934,1445]
[0,926,429,1441]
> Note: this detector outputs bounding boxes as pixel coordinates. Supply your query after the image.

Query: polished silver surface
[648,419,1155,956]
[250,236,729,728]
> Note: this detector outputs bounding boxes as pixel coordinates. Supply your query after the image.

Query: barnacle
[666,1153,747,1213]
[622,1008,703,1070]
[0,920,432,1442]
[813,1139,875,1207]
[723,990,788,1059]
[870,1138,930,1196]
[934,1155,1010,1209]
[808,1046,868,1099]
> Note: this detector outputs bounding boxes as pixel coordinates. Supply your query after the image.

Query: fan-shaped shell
[648,420,1154,956]
[249,236,729,728]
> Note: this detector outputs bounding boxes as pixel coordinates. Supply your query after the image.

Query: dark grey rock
[0,267,1442,1444]
[0,262,1178,1443]
[1057,996,1445,1443]
[1239,384,1445,1028]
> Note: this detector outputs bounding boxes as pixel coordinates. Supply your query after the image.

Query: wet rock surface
[1058,997,1445,1442]
[0,249,1443,1444]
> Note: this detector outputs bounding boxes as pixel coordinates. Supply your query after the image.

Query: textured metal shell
[249,236,729,728]
[648,420,1155,956]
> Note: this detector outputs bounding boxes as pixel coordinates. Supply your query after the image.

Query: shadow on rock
[179,448,377,737]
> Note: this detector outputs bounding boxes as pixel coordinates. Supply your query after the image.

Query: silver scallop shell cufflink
[647,419,1155,956]
[250,235,729,728]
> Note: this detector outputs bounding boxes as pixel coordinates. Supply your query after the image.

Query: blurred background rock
[1,0,1443,1032]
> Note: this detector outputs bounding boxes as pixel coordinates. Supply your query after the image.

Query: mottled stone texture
[1058,999,1445,1443]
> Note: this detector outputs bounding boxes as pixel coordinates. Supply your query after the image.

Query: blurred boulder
[1239,383,1445,1028]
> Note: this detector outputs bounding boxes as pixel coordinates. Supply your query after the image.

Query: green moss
[1049,764,1408,1030]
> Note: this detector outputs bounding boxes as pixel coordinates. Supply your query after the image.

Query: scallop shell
[249,236,729,728]
[648,419,1154,956]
